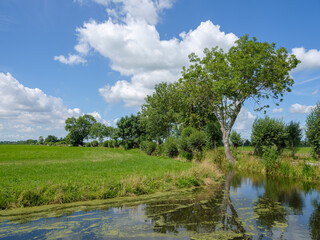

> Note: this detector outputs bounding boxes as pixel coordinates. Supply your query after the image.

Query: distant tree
[90,123,109,144]
[141,82,178,143]
[205,121,222,151]
[286,121,302,157]
[180,35,300,165]
[38,136,44,145]
[306,103,320,164]
[251,116,287,155]
[65,114,97,146]
[230,131,243,150]
[243,139,251,146]
[44,135,58,144]
[115,114,146,148]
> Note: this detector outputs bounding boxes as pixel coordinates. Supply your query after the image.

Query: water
[1,173,320,239]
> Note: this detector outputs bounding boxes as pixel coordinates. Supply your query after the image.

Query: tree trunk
[214,140,217,152]
[318,153,320,166]
[223,131,234,165]
[291,141,294,157]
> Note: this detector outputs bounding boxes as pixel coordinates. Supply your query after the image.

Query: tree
[38,136,44,145]
[251,116,287,155]
[180,35,300,165]
[65,114,97,146]
[141,82,178,143]
[44,135,58,144]
[90,123,109,144]
[205,121,222,151]
[115,114,146,148]
[230,131,243,150]
[306,103,320,164]
[286,121,302,157]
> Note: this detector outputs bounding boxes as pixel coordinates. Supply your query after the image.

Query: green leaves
[306,103,320,160]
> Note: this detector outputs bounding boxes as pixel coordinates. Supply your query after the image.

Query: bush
[141,141,157,155]
[179,127,206,160]
[102,141,109,147]
[91,140,99,147]
[153,144,163,156]
[163,137,179,158]
[262,146,278,174]
[179,151,193,161]
[85,142,91,147]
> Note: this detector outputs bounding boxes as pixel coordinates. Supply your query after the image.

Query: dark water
[1,173,320,239]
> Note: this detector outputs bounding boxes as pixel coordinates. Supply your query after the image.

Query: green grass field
[0,145,221,210]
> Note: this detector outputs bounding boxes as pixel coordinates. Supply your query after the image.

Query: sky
[0,0,319,141]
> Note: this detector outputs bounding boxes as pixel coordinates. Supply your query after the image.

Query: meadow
[0,145,221,210]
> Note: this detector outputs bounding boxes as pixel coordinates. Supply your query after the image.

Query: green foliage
[90,123,109,143]
[286,121,302,157]
[251,116,287,155]
[102,141,109,147]
[179,127,206,160]
[38,136,44,145]
[140,141,157,155]
[141,82,178,142]
[302,164,316,178]
[85,142,91,147]
[306,103,320,161]
[115,114,146,149]
[262,146,279,174]
[205,121,222,150]
[230,131,243,149]
[179,151,193,161]
[163,137,179,158]
[44,135,58,144]
[65,115,97,146]
[91,140,99,147]
[180,35,300,164]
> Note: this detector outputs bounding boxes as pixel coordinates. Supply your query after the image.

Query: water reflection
[1,173,320,239]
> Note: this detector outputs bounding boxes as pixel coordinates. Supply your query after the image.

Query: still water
[1,173,320,239]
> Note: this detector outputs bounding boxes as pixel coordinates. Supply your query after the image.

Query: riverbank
[0,145,222,210]
[207,147,320,182]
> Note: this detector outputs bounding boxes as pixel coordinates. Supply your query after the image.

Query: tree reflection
[309,200,320,240]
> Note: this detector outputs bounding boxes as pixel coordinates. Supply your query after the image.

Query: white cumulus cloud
[234,108,256,139]
[289,103,315,114]
[292,47,320,71]
[54,54,87,65]
[273,108,284,113]
[74,18,237,106]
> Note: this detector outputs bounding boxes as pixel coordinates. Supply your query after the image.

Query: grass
[208,147,320,182]
[0,145,222,210]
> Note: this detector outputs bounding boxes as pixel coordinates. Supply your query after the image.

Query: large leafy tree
[65,114,97,146]
[306,103,320,164]
[286,121,302,157]
[90,123,109,144]
[180,35,300,164]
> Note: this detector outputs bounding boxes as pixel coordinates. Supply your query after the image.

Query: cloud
[88,111,109,125]
[273,108,284,113]
[289,103,315,114]
[54,54,87,65]
[74,18,237,106]
[234,108,256,139]
[292,47,320,71]
[0,72,83,140]
[312,89,319,95]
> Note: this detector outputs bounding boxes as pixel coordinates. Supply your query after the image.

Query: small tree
[286,121,302,157]
[38,136,44,145]
[65,114,97,146]
[205,121,222,151]
[251,116,287,155]
[230,131,243,150]
[306,103,320,164]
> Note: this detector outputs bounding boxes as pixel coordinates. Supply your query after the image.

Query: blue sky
[0,0,319,140]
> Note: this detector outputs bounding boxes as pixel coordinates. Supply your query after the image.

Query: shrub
[179,151,193,161]
[306,103,320,162]
[102,141,109,147]
[85,142,91,147]
[91,140,99,147]
[153,144,163,156]
[179,127,206,160]
[163,137,179,158]
[262,146,278,174]
[141,141,157,155]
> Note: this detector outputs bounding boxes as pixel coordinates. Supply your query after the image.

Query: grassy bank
[207,147,320,182]
[0,145,222,210]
